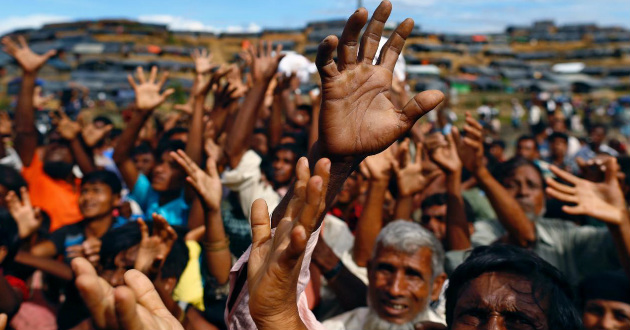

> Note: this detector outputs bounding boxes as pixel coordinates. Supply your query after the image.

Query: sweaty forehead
[456,272,547,313]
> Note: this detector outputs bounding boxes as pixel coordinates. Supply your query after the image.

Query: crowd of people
[1,1,630,330]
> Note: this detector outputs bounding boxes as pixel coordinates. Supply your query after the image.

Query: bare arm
[224,42,283,169]
[307,89,321,150]
[13,251,73,281]
[0,273,21,320]
[269,91,284,150]
[1,36,56,167]
[113,66,174,189]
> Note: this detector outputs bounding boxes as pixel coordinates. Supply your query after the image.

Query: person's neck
[159,189,181,206]
[552,154,565,164]
[84,213,114,238]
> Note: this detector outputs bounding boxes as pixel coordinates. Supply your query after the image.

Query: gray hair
[373,220,445,279]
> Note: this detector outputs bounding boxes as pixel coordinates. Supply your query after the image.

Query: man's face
[451,271,548,330]
[368,246,436,325]
[516,140,538,161]
[44,143,74,164]
[549,138,568,160]
[151,152,186,192]
[591,127,606,146]
[79,182,118,219]
[583,299,630,330]
[337,172,360,205]
[250,133,268,156]
[489,145,504,162]
[502,165,545,216]
[133,152,155,175]
[272,149,297,186]
[420,205,447,242]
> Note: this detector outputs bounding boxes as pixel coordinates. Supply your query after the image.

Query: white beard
[362,307,431,330]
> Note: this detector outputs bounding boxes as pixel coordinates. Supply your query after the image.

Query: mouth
[380,299,409,316]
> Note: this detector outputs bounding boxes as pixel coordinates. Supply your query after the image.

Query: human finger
[401,90,445,122]
[377,18,414,72]
[148,66,158,84]
[138,218,149,241]
[127,74,137,90]
[19,186,31,207]
[123,269,170,313]
[250,199,272,250]
[545,177,576,195]
[135,66,146,84]
[114,286,144,330]
[296,175,323,235]
[337,7,368,71]
[358,0,392,64]
[549,164,579,185]
[545,186,579,204]
[315,36,340,78]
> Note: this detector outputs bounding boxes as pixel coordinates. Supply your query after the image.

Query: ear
[430,273,447,302]
[113,194,122,206]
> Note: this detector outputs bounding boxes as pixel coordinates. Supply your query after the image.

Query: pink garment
[10,271,57,330]
[226,227,326,330]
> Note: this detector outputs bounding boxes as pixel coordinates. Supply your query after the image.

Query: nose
[386,271,406,297]
[598,312,618,330]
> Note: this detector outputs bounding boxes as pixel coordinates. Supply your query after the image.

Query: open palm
[171,149,223,210]
[316,1,443,157]
[128,66,174,112]
[1,36,56,73]
[546,159,627,225]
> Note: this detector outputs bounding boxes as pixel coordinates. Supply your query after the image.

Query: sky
[1,0,629,36]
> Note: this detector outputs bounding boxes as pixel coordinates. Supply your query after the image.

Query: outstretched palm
[1,36,56,73]
[316,1,443,157]
[128,66,174,112]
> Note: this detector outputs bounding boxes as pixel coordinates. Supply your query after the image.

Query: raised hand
[393,139,440,197]
[546,158,627,225]
[72,257,184,330]
[225,63,248,98]
[361,145,395,183]
[82,122,113,147]
[1,36,56,73]
[127,66,174,112]
[33,86,54,109]
[457,112,485,175]
[249,41,284,83]
[315,1,443,158]
[426,129,463,174]
[248,157,329,330]
[191,48,216,74]
[134,215,177,279]
[6,187,41,239]
[170,149,222,211]
[51,108,81,140]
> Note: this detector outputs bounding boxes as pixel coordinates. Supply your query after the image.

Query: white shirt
[323,307,445,330]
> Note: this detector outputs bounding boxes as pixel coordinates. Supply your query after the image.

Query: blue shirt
[129,173,189,226]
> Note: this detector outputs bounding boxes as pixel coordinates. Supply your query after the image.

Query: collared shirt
[470,217,618,286]
[129,173,189,226]
[322,307,444,330]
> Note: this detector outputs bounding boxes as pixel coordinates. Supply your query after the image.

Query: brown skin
[591,127,607,148]
[79,182,120,220]
[272,149,297,187]
[420,205,447,242]
[501,165,545,217]
[451,271,549,330]
[132,152,155,175]
[368,245,445,325]
[549,138,568,165]
[516,139,539,161]
[150,152,186,193]
[336,172,361,205]
[583,299,630,330]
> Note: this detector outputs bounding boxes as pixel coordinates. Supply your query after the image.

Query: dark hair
[580,270,630,307]
[155,139,186,160]
[81,170,122,195]
[0,165,28,192]
[517,135,539,150]
[93,116,113,126]
[162,127,188,141]
[273,143,306,161]
[445,245,583,330]
[492,156,545,190]
[100,221,188,280]
[589,123,606,134]
[548,131,569,143]
[131,142,154,157]
[490,139,506,149]
[161,238,189,281]
[0,209,20,266]
[421,193,447,210]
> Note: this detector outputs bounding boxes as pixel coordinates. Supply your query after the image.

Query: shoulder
[322,307,369,330]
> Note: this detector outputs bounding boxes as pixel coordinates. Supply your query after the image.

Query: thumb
[402,90,444,122]
[44,49,57,59]
[604,157,619,184]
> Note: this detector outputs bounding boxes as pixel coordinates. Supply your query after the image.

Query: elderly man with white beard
[323,220,447,330]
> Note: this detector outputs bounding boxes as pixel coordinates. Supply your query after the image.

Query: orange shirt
[21,153,82,231]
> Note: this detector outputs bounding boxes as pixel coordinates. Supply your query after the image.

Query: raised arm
[458,113,536,247]
[1,36,56,166]
[270,1,444,229]
[171,150,231,284]
[224,42,283,169]
[426,129,469,251]
[546,158,630,279]
[52,109,97,174]
[113,67,174,188]
[353,148,393,267]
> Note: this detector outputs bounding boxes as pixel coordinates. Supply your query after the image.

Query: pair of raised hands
[51,108,113,146]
